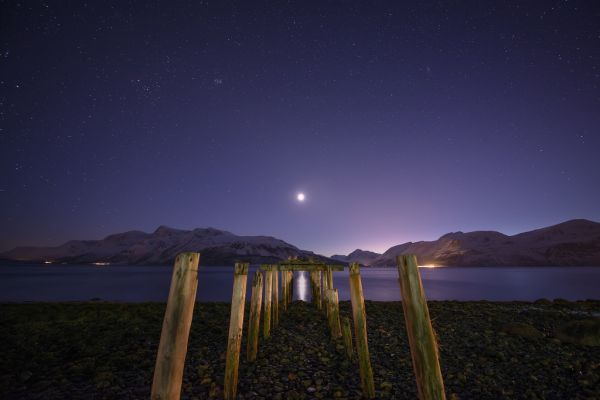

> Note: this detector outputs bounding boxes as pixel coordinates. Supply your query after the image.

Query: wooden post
[315,270,322,310]
[309,270,315,304]
[273,265,279,327]
[224,263,249,400]
[151,253,200,400]
[289,271,295,304]
[326,266,333,289]
[397,255,446,400]
[247,270,263,362]
[348,263,375,399]
[281,269,287,311]
[342,316,354,360]
[323,271,329,316]
[263,265,273,339]
[329,289,342,338]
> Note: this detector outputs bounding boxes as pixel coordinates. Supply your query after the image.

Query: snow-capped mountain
[0,226,336,266]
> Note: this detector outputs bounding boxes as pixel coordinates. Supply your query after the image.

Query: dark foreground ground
[0,300,598,399]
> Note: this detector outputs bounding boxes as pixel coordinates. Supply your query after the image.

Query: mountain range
[369,219,600,266]
[0,226,334,266]
[1,219,599,266]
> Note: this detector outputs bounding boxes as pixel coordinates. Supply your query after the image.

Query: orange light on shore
[418,264,438,268]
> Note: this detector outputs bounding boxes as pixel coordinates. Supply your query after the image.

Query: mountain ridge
[1,226,337,266]
[368,219,600,267]
[2,219,599,266]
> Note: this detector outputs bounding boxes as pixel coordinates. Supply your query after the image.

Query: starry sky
[1,1,599,256]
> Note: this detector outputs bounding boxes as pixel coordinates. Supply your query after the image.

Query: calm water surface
[0,264,598,302]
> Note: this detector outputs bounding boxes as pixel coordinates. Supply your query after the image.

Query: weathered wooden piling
[312,270,322,309]
[224,263,249,400]
[326,289,342,338]
[247,270,263,362]
[273,265,279,327]
[281,269,288,311]
[286,271,292,302]
[151,253,200,400]
[342,316,354,360]
[263,265,273,339]
[397,255,446,400]
[348,262,375,399]
[322,271,330,316]
[326,265,333,289]
[288,271,295,304]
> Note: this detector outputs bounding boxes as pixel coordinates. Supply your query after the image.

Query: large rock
[554,319,600,347]
[501,323,544,339]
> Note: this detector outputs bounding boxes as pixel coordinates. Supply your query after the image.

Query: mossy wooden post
[281,269,288,311]
[288,271,292,303]
[329,288,342,338]
[326,266,334,289]
[315,270,322,310]
[322,271,330,316]
[349,262,375,399]
[273,265,279,327]
[312,270,319,307]
[397,255,446,400]
[342,316,354,360]
[263,265,273,339]
[151,252,200,400]
[224,263,249,400]
[247,270,263,362]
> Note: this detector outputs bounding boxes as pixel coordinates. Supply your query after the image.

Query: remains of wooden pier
[151,255,445,400]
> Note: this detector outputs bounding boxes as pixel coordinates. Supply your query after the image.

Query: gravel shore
[1,300,598,399]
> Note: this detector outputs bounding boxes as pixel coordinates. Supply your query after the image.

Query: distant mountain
[0,226,337,266]
[3,219,599,267]
[370,219,600,267]
[331,249,381,266]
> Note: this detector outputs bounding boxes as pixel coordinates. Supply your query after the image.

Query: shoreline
[1,300,599,399]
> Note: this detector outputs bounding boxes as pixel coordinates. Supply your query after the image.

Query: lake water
[0,264,599,302]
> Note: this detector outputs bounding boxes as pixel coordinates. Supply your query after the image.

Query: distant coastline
[1,219,599,267]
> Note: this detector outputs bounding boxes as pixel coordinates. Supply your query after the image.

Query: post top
[234,263,249,275]
[349,262,361,275]
[252,269,263,284]
[176,252,200,262]
[396,254,418,271]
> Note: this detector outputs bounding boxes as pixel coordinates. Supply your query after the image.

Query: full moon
[296,192,305,202]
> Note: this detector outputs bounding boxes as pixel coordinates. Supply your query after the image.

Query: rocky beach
[1,300,598,399]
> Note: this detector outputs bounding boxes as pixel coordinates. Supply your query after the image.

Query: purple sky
[1,1,599,256]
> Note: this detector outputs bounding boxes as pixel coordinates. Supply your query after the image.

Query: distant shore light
[296,192,305,202]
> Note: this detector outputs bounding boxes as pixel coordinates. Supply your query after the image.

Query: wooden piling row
[397,255,446,400]
[263,265,273,339]
[348,263,375,399]
[151,253,200,400]
[224,263,249,400]
[247,270,263,362]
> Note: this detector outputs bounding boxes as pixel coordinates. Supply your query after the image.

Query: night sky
[1,1,599,256]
